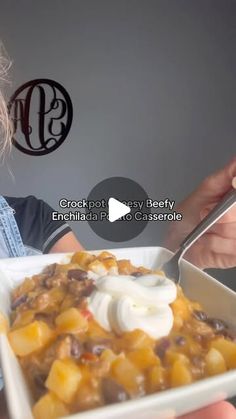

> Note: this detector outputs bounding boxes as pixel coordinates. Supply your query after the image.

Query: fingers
[198,156,236,198]
[232,176,236,189]
[186,248,236,269]
[185,235,236,269]
[200,204,236,224]
[178,401,236,419]
[209,222,236,239]
[200,233,236,256]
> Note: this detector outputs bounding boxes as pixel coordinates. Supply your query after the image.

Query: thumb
[232,176,236,189]
[200,204,215,220]
[200,202,236,224]
[198,156,236,198]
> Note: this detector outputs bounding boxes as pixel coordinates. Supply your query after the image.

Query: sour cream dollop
[88,274,177,339]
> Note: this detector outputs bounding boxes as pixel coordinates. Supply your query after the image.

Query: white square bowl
[0,246,236,419]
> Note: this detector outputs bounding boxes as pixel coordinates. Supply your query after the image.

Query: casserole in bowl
[0,247,236,419]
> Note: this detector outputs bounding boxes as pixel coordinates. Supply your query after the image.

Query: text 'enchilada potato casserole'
[6,251,236,419]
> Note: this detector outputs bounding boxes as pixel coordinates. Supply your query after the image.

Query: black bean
[175,336,186,346]
[80,282,96,297]
[34,373,47,389]
[84,339,111,355]
[67,269,88,281]
[102,378,129,404]
[71,336,83,359]
[11,294,27,310]
[192,310,208,322]
[206,318,227,333]
[154,338,171,359]
[34,312,51,321]
[33,373,47,398]
[34,312,55,328]
[132,271,143,277]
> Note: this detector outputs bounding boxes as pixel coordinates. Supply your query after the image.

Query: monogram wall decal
[8,79,73,156]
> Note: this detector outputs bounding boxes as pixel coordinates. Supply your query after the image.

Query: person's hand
[165,157,236,269]
[177,401,236,419]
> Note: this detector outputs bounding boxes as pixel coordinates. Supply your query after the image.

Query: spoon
[161,178,236,283]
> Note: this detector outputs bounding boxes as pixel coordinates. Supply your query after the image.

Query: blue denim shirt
[0,195,41,389]
[0,196,27,258]
[0,196,42,258]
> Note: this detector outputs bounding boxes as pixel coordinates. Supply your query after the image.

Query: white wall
[0,0,235,288]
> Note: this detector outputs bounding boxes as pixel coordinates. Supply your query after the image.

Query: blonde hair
[0,42,12,160]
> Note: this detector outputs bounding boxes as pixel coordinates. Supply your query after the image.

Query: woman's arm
[48,231,84,253]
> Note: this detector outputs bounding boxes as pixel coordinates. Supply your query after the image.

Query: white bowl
[0,247,236,419]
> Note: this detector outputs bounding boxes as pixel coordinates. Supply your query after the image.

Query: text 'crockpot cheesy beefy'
[6,252,236,419]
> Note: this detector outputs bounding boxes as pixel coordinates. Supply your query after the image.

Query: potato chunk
[165,351,190,366]
[33,392,69,419]
[97,251,115,260]
[102,258,118,275]
[127,347,160,371]
[205,348,226,376]
[46,359,82,403]
[100,348,125,367]
[170,359,192,387]
[8,321,52,356]
[87,259,108,276]
[117,329,153,351]
[55,308,88,334]
[71,252,95,268]
[147,365,166,392]
[111,357,144,396]
[73,382,102,411]
[211,338,236,369]
[171,294,191,330]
